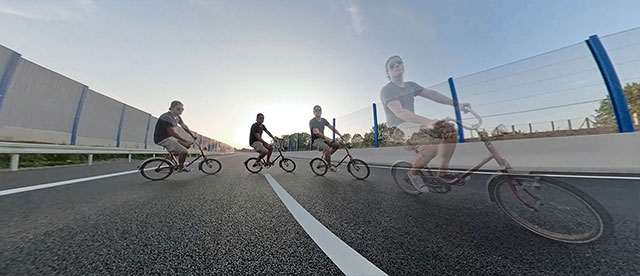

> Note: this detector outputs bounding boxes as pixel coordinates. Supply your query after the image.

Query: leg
[410,143,439,176]
[177,149,188,168]
[436,124,458,176]
[266,145,274,165]
[323,147,332,165]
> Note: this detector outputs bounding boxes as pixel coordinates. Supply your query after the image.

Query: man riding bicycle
[250,113,277,169]
[153,100,197,172]
[380,56,470,192]
[310,105,343,172]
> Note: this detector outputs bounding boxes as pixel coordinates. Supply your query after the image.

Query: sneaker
[179,167,192,173]
[407,172,430,193]
[329,166,339,173]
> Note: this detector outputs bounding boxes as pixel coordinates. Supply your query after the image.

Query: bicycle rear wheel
[199,158,222,175]
[310,158,328,176]
[391,161,420,194]
[347,159,370,180]
[140,158,174,181]
[244,157,262,173]
[280,158,296,172]
[490,175,613,244]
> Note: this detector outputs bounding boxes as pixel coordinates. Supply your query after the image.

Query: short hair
[313,105,321,111]
[385,55,401,79]
[256,113,264,120]
[170,100,183,109]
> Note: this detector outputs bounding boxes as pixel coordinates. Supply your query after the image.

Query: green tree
[351,133,364,148]
[594,82,640,127]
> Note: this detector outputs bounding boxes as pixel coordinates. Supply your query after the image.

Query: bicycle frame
[435,118,538,210]
[165,138,208,168]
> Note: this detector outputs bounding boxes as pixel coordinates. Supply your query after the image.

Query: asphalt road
[1,153,638,275]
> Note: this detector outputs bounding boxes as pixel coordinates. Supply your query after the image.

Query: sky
[1,0,639,148]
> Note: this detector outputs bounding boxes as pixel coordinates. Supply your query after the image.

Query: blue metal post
[297,133,300,151]
[288,136,292,151]
[373,103,379,148]
[116,105,126,147]
[448,77,465,142]
[0,51,21,113]
[143,114,151,149]
[586,35,634,132]
[332,118,336,140]
[70,86,88,145]
[310,130,313,150]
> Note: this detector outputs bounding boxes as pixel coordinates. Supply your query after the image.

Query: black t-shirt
[249,122,267,145]
[153,112,183,144]
[309,117,330,142]
[380,81,424,127]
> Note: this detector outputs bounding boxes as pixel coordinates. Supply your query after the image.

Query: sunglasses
[314,109,322,112]
[389,59,403,70]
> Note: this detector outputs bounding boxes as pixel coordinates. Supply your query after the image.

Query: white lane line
[0,170,139,197]
[366,164,640,181]
[264,174,387,276]
[0,155,236,197]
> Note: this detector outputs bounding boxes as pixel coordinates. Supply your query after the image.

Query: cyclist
[153,100,197,172]
[250,113,277,169]
[309,105,343,172]
[380,56,470,192]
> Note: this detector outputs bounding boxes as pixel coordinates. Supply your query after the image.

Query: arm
[178,120,197,138]
[419,89,471,111]
[386,100,437,126]
[326,125,342,138]
[264,129,276,141]
[312,127,331,141]
[167,126,191,144]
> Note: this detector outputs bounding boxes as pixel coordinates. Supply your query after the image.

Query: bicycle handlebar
[443,108,483,130]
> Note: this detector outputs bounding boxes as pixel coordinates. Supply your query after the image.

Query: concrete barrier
[285,132,640,174]
[0,44,232,152]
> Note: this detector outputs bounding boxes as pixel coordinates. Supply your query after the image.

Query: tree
[594,82,640,127]
[351,133,364,148]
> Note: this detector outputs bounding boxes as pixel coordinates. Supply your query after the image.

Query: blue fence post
[70,86,88,145]
[332,118,336,140]
[143,114,151,149]
[586,35,634,132]
[0,51,22,113]
[288,136,292,151]
[448,77,465,142]
[310,130,313,150]
[373,103,379,148]
[116,104,126,147]
[297,133,300,151]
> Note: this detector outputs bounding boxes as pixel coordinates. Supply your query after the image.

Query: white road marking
[264,173,387,276]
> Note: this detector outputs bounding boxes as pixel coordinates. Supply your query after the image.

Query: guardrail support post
[88,154,93,166]
[373,103,379,148]
[586,35,635,132]
[128,154,132,163]
[448,77,465,143]
[10,154,19,171]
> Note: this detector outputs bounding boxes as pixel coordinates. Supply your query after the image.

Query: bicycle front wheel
[347,159,370,180]
[140,158,174,181]
[391,161,420,195]
[199,158,222,175]
[280,158,296,172]
[310,158,328,176]
[490,175,613,244]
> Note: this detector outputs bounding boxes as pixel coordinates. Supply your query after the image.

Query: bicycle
[244,140,296,173]
[139,137,222,181]
[310,139,370,180]
[390,108,613,244]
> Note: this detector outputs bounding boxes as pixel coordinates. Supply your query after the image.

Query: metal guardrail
[0,142,173,171]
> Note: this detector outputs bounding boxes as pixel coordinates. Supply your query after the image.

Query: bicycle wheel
[244,157,262,173]
[199,158,222,175]
[280,158,296,172]
[310,158,328,176]
[490,175,613,244]
[347,159,370,180]
[391,161,420,195]
[140,158,174,181]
